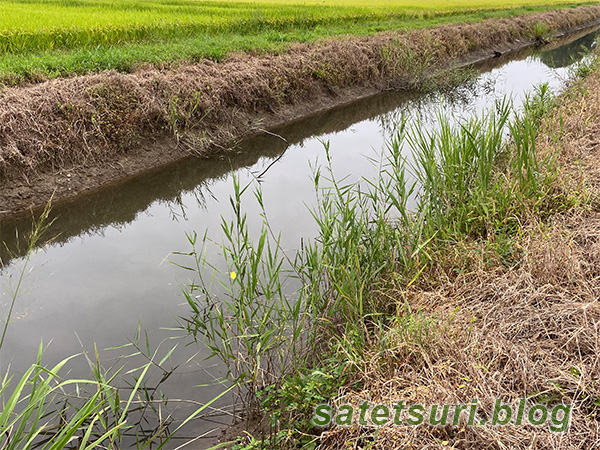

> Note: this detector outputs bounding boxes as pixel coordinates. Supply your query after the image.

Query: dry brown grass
[1,6,600,191]
[538,66,600,204]
[313,54,600,450]
[315,227,600,450]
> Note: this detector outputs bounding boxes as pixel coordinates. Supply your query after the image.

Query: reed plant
[179,174,309,403]
[181,80,566,448]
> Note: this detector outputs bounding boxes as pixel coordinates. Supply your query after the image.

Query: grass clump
[178,70,586,448]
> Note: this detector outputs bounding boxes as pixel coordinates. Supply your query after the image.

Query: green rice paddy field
[0,0,596,82]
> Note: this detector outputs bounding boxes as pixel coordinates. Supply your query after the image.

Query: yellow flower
[230,271,237,280]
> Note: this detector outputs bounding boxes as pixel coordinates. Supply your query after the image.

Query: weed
[178,175,309,406]
[179,80,571,447]
[530,21,552,44]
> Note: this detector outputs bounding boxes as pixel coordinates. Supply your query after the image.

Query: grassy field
[0,0,596,83]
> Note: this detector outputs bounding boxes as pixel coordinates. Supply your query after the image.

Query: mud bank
[2,6,600,218]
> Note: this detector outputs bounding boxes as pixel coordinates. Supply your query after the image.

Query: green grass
[179,79,575,448]
[0,0,595,83]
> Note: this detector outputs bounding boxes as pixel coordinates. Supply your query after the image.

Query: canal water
[0,26,598,448]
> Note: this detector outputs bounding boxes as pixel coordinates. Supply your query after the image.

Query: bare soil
[2,6,600,218]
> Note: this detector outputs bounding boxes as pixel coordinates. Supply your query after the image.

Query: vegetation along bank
[1,5,600,216]
[203,45,600,450]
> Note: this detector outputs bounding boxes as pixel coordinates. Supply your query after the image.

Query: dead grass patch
[318,213,600,449]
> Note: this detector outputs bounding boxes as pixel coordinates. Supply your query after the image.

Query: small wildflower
[230,271,237,280]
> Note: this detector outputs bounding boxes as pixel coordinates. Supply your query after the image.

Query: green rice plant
[0,0,594,83]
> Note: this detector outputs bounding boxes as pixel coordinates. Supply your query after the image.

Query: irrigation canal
[0,25,598,448]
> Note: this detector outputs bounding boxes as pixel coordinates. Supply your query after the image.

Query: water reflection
[2,26,597,267]
[536,28,597,68]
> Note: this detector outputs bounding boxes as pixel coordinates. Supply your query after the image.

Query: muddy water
[0,28,598,448]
